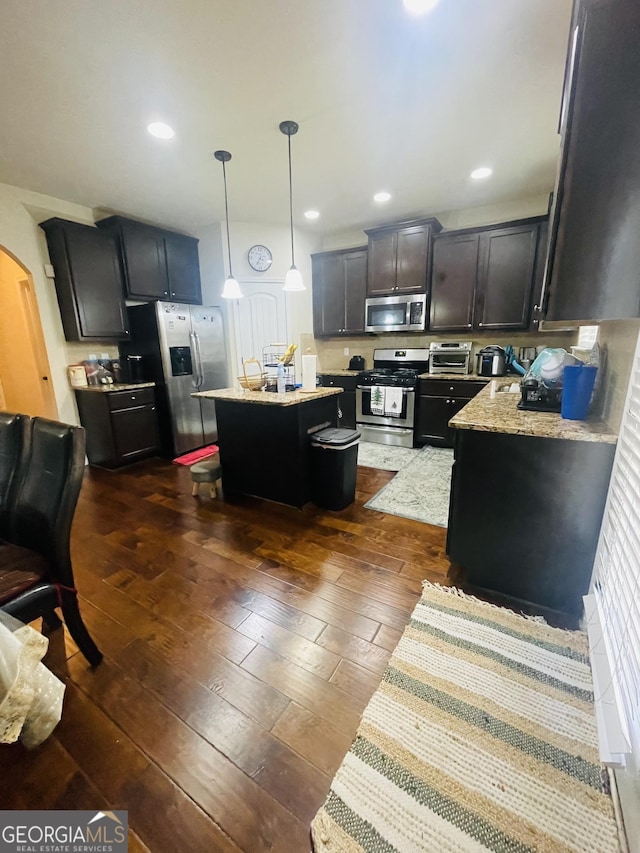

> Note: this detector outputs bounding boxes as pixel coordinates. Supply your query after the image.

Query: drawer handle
[131,396,136,400]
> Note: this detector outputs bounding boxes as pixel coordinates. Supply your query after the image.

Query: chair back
[0,412,31,540]
[10,418,86,585]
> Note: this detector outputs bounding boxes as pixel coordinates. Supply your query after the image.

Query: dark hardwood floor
[0,458,453,852]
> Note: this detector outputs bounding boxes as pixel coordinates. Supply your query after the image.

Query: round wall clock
[248,244,273,272]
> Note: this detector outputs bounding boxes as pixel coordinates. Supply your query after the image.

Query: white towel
[384,386,403,417]
[370,386,386,416]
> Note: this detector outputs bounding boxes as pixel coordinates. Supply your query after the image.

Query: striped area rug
[311,583,622,853]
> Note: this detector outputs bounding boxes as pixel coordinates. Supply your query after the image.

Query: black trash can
[310,427,360,510]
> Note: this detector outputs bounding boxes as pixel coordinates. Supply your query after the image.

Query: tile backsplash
[312,330,576,373]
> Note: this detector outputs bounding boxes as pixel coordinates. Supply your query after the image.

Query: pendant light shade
[279,120,305,293]
[214,149,243,300]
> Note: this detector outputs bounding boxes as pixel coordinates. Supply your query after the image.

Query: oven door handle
[357,386,413,393]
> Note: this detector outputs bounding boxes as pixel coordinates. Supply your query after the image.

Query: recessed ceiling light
[471,167,492,180]
[403,0,440,16]
[304,210,320,220]
[374,191,392,203]
[147,121,175,140]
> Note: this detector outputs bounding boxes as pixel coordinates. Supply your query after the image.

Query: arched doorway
[0,247,58,418]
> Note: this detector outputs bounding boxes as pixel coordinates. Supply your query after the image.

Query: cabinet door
[110,405,160,462]
[343,250,367,333]
[476,224,538,330]
[416,396,453,444]
[338,391,356,429]
[120,221,169,300]
[430,234,478,331]
[44,221,129,341]
[164,233,202,304]
[544,0,640,321]
[319,255,346,335]
[395,225,430,293]
[367,231,397,295]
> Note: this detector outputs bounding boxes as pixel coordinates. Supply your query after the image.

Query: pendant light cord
[287,132,295,267]
[222,159,234,278]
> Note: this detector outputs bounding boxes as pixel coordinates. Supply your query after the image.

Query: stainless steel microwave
[364,294,426,333]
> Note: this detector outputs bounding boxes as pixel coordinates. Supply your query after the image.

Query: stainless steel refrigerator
[123,302,229,456]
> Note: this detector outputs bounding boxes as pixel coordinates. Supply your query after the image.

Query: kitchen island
[193,386,342,508]
[447,382,616,620]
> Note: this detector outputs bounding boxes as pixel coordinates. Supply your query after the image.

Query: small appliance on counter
[428,341,472,374]
[518,376,563,412]
[348,355,365,371]
[476,346,507,377]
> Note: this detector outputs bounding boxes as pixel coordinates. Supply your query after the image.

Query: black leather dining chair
[0,412,31,538]
[0,416,102,666]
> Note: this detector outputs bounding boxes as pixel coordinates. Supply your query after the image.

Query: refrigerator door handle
[189,332,200,388]
[193,331,204,389]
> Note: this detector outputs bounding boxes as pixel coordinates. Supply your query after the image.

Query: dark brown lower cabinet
[415,379,486,446]
[447,429,615,618]
[75,386,160,468]
[319,374,359,430]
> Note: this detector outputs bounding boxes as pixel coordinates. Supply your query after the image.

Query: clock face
[248,244,273,272]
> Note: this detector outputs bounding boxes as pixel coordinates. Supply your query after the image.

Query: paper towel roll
[302,354,317,392]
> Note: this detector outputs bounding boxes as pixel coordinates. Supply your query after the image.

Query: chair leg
[59,590,103,666]
[43,610,63,631]
[191,481,200,496]
[208,482,217,499]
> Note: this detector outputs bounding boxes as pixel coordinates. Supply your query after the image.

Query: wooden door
[395,224,430,293]
[164,233,202,304]
[367,231,396,295]
[233,282,288,380]
[0,250,58,419]
[120,221,169,300]
[430,233,478,331]
[476,224,538,330]
[343,250,367,333]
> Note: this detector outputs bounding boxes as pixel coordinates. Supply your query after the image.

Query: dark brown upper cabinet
[430,233,479,331]
[429,219,543,332]
[365,218,442,296]
[97,216,202,305]
[542,0,640,322]
[40,218,130,342]
[312,247,367,336]
[475,223,539,330]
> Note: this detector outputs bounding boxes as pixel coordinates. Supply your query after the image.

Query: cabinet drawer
[107,387,155,411]
[320,374,359,391]
[419,379,486,399]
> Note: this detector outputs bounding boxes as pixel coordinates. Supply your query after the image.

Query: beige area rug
[311,583,622,853]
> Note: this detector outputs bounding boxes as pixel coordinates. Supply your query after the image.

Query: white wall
[194,220,320,382]
[0,182,104,424]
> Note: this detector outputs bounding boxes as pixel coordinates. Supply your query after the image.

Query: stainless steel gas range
[356,348,430,447]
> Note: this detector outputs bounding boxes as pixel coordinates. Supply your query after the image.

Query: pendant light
[279,120,305,292]
[214,150,243,299]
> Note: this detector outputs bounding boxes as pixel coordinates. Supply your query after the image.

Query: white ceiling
[0,0,572,235]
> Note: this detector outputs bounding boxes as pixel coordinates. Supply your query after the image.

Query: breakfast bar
[446,382,617,619]
[193,387,342,508]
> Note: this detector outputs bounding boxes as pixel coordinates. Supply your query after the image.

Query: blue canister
[561,364,598,420]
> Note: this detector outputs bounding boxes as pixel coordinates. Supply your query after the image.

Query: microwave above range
[365,294,426,334]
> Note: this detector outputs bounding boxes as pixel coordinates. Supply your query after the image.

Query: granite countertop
[73,382,156,393]
[193,387,343,407]
[418,372,491,382]
[449,381,617,444]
